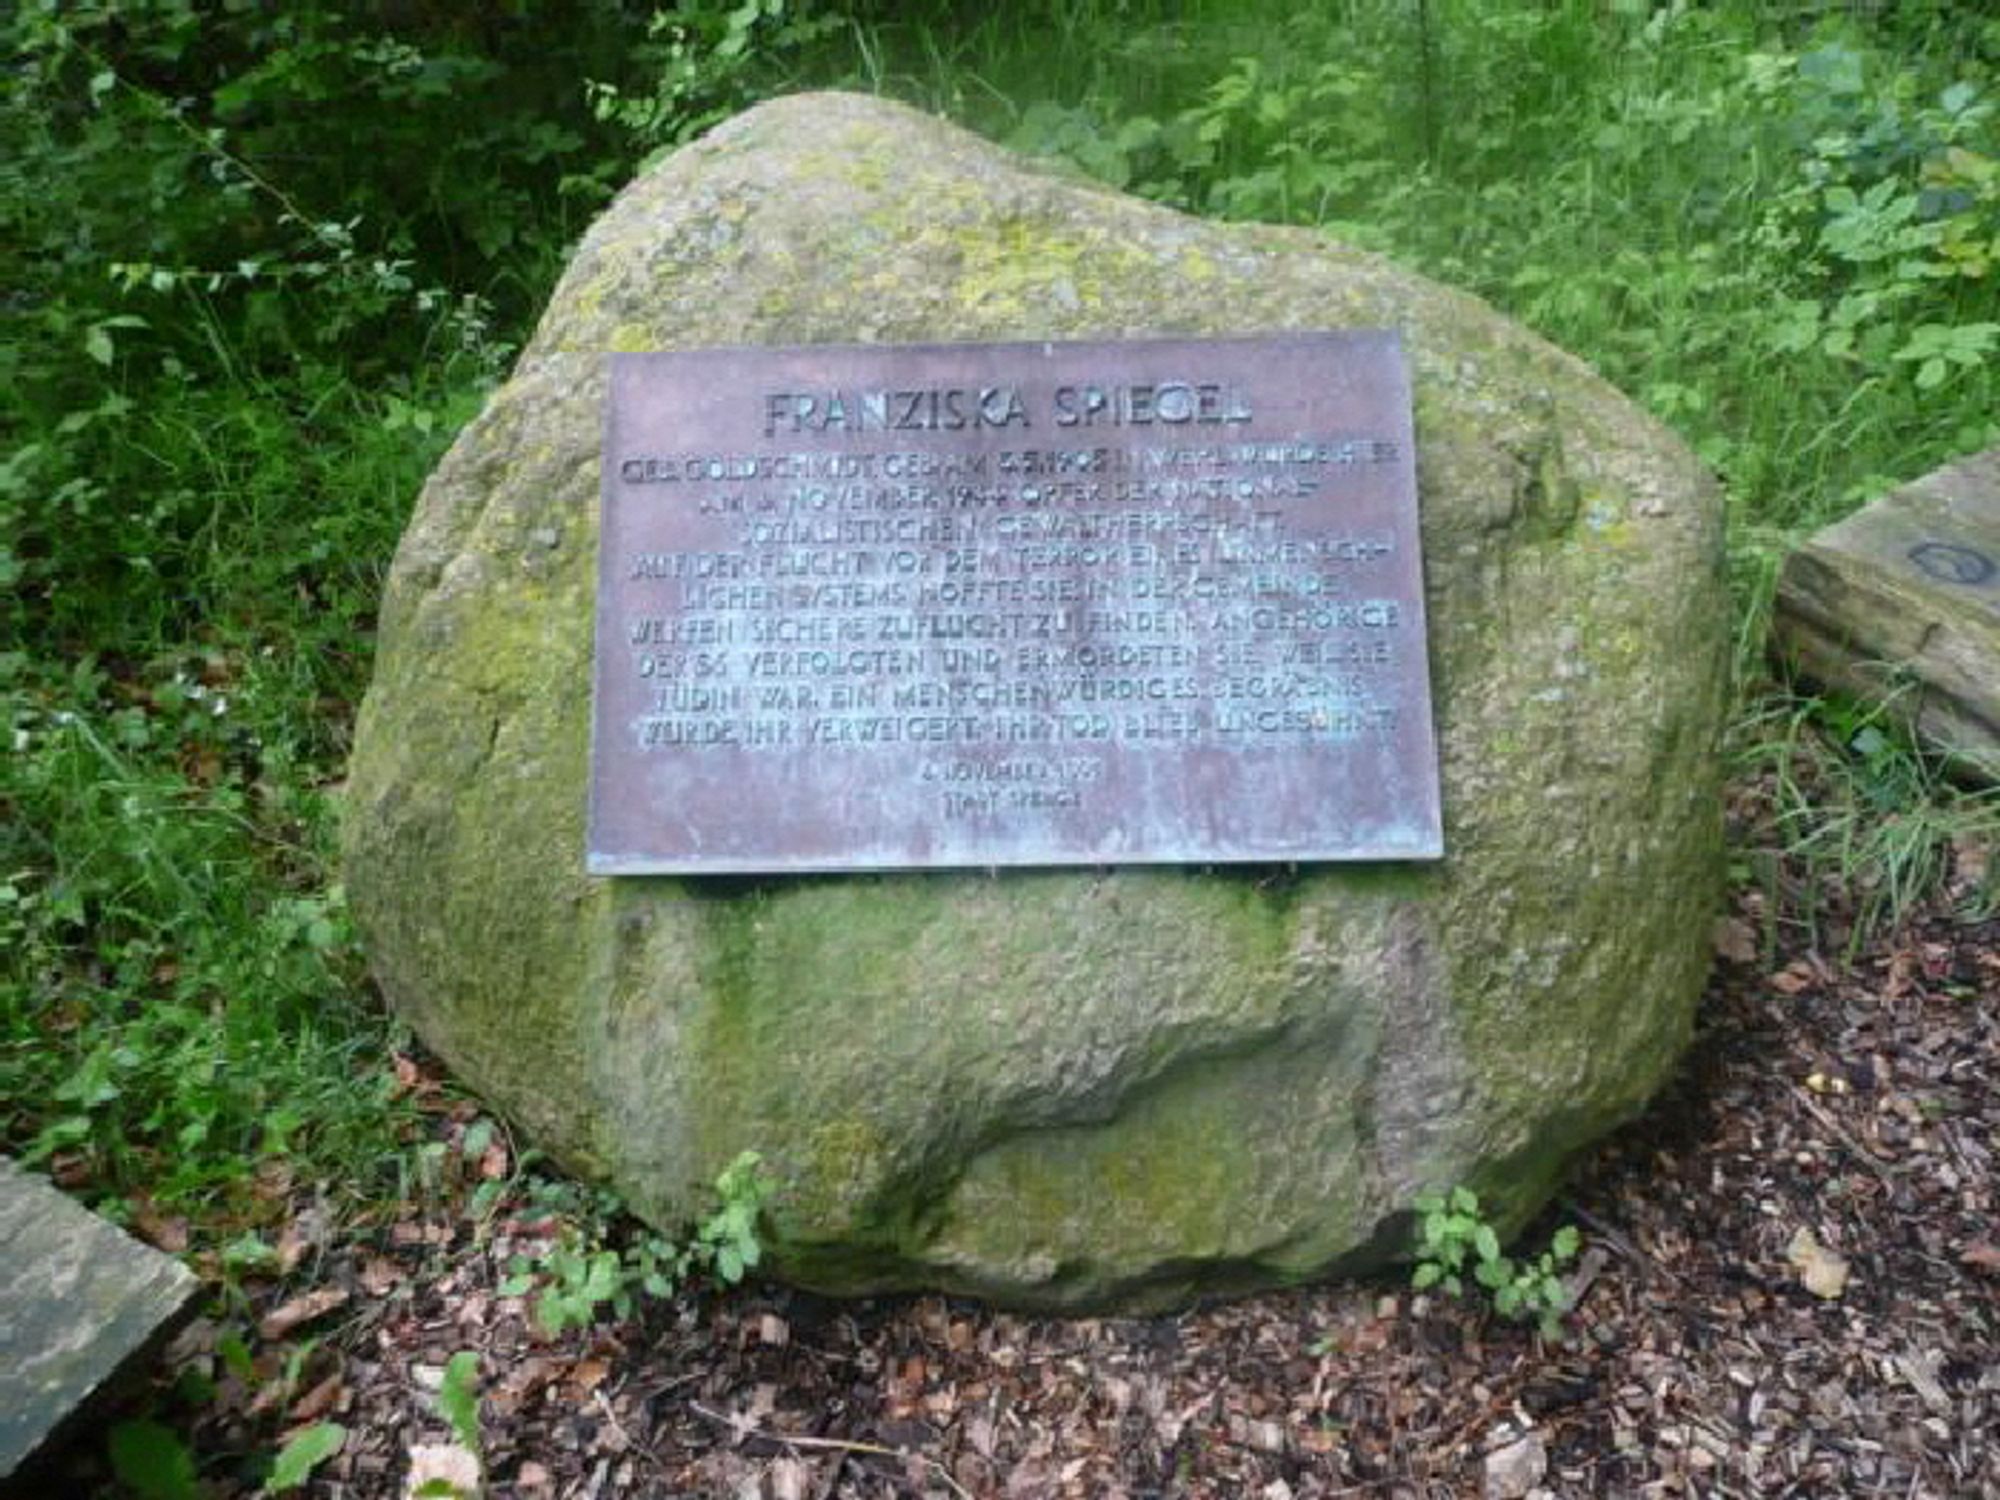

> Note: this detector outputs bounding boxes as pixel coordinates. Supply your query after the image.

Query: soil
[37,777,2000,1499]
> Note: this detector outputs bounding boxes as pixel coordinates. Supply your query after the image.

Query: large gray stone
[1775,447,2000,782]
[343,92,1727,1311]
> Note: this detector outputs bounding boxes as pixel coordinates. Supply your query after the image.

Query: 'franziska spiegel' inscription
[588,333,1443,874]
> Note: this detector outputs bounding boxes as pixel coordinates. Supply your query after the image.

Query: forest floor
[42,771,2000,1500]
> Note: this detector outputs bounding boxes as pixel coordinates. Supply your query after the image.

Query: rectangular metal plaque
[589,332,1442,873]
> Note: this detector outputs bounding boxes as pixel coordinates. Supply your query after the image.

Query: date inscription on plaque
[589,332,1442,873]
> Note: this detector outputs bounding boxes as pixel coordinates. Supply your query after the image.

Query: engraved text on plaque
[589,333,1442,872]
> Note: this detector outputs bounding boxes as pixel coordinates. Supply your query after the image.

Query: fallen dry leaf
[259,1285,350,1341]
[390,1054,427,1098]
[567,1358,611,1396]
[1786,1227,1850,1300]
[1768,963,1814,995]
[290,1372,344,1423]
[1960,1241,2000,1274]
[276,1220,311,1274]
[253,1159,293,1201]
[132,1205,190,1254]
[390,1220,452,1247]
[1949,831,1991,893]
[1713,916,1758,964]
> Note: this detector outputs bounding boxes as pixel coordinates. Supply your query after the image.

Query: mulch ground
[43,779,2000,1499]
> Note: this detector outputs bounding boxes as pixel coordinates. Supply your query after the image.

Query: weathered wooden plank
[0,1158,200,1477]
[1774,447,2000,782]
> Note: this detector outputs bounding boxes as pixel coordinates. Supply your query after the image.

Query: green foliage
[108,1419,202,1500]
[264,1422,346,1493]
[1412,1189,1581,1340]
[502,1151,776,1336]
[438,1350,484,1465]
[1747,40,2000,387]
[587,1,846,159]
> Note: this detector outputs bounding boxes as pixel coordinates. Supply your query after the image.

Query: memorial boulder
[344,91,1727,1310]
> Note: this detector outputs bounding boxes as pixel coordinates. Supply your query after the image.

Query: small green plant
[400,1349,485,1498]
[502,1150,775,1336]
[696,1147,773,1285]
[438,1350,482,1457]
[1411,1188,1581,1340]
[265,1422,347,1493]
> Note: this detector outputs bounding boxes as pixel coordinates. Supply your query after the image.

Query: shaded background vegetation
[5,0,1998,1368]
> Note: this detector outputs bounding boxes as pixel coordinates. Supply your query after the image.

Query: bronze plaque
[589,333,1442,873]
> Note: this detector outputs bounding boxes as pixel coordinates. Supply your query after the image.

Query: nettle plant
[502,1150,776,1337]
[1751,42,2000,387]
[1412,1188,1581,1340]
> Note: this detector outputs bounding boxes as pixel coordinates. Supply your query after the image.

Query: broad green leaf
[267,1422,346,1492]
[534,1293,576,1337]
[439,1351,481,1453]
[461,1119,493,1160]
[108,1420,201,1500]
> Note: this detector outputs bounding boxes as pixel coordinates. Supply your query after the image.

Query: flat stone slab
[1775,447,2000,781]
[0,1158,200,1478]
